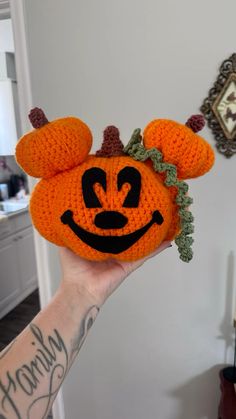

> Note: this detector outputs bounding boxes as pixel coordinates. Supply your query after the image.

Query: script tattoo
[0,323,68,419]
[70,305,99,361]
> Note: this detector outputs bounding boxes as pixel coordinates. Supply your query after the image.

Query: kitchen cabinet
[0,234,20,317]
[0,211,38,319]
[17,226,38,291]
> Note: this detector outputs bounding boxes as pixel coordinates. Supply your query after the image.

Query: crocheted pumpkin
[15,108,214,262]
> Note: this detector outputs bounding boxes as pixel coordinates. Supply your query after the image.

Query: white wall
[23,1,236,418]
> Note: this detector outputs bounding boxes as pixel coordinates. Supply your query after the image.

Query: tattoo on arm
[0,324,68,419]
[70,305,100,361]
[0,305,99,418]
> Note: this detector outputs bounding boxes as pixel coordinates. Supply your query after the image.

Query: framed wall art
[201,53,236,158]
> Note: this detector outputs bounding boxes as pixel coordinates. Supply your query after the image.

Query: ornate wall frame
[201,53,236,158]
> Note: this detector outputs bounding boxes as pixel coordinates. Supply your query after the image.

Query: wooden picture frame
[201,53,236,158]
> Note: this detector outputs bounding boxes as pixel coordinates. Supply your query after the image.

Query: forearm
[0,283,99,419]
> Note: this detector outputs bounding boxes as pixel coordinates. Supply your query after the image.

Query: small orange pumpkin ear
[143,115,214,179]
[15,108,92,179]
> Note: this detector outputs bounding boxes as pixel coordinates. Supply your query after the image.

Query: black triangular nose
[94,211,128,229]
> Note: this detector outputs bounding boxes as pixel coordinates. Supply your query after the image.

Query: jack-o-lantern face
[31,156,173,261]
[16,109,214,262]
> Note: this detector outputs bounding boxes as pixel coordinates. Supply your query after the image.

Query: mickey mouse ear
[15,108,92,179]
[143,116,214,179]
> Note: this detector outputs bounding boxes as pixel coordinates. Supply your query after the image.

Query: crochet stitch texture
[15,109,215,262]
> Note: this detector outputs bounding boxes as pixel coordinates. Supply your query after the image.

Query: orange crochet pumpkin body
[30,155,177,261]
[16,109,215,263]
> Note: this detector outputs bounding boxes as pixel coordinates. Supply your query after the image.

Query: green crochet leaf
[124,128,194,262]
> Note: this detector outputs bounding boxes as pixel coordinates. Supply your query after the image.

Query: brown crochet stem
[28,107,49,129]
[96,126,125,157]
[185,114,205,133]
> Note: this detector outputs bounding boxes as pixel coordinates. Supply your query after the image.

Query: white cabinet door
[0,217,38,319]
[0,234,20,318]
[17,226,37,291]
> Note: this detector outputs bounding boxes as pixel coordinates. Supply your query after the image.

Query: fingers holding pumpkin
[143,115,214,180]
[15,107,92,179]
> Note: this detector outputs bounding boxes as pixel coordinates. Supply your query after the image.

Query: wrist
[58,280,101,311]
[53,281,100,342]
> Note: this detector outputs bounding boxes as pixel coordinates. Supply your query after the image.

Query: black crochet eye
[117,167,141,207]
[82,168,106,208]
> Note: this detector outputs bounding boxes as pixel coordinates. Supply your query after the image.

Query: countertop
[0,207,29,222]
[0,207,29,223]
[0,196,30,222]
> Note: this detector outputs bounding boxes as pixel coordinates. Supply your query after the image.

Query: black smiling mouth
[61,210,164,254]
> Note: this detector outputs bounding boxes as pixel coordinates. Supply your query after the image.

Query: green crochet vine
[124,128,194,262]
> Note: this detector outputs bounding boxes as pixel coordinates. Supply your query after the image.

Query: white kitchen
[0,15,38,341]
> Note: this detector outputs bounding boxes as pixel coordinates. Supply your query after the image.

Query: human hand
[59,242,171,307]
